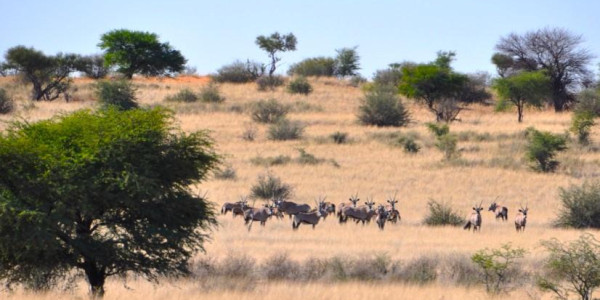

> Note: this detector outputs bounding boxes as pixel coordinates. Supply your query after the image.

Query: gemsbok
[514,204,528,232]
[244,203,275,231]
[320,201,336,220]
[375,204,389,230]
[385,194,401,224]
[340,198,376,225]
[337,194,361,223]
[230,196,250,218]
[292,197,328,230]
[221,197,247,216]
[463,201,483,232]
[488,201,508,221]
[273,198,311,218]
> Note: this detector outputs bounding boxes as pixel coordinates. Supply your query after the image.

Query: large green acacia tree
[493,71,551,122]
[99,29,186,79]
[0,107,219,297]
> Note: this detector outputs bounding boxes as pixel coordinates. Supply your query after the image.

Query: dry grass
[1,75,599,299]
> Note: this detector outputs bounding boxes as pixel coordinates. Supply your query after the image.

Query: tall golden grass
[1,75,598,299]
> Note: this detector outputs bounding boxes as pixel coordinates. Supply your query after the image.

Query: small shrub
[394,256,438,284]
[250,99,289,124]
[213,60,264,83]
[358,85,410,127]
[301,257,329,280]
[287,77,313,95]
[571,111,595,145]
[0,88,15,114]
[555,181,600,229]
[427,123,459,161]
[287,57,336,77]
[525,127,567,172]
[373,66,403,87]
[574,89,600,116]
[250,155,292,167]
[241,124,258,141]
[331,131,348,144]
[295,148,324,165]
[257,75,284,91]
[348,75,367,87]
[75,54,109,79]
[471,244,526,294]
[261,253,300,280]
[213,165,237,180]
[164,88,198,102]
[423,199,465,226]
[347,254,391,281]
[94,80,138,110]
[398,136,420,154]
[268,119,305,141]
[218,253,256,278]
[199,83,225,103]
[250,173,293,200]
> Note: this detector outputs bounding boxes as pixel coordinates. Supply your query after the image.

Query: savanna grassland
[1,75,599,300]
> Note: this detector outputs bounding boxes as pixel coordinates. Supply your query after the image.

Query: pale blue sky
[1,0,599,78]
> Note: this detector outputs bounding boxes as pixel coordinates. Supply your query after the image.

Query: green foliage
[555,181,600,229]
[574,89,600,116]
[471,244,526,294]
[330,131,348,144]
[492,71,551,122]
[373,63,406,87]
[539,234,600,300]
[94,80,138,110]
[491,53,514,78]
[401,137,420,153]
[525,127,567,172]
[0,107,219,296]
[0,88,14,114]
[99,29,186,79]
[255,32,297,77]
[398,55,468,122]
[287,57,335,77]
[250,99,289,123]
[267,119,305,141]
[2,46,78,100]
[213,60,265,83]
[199,83,225,103]
[250,173,293,200]
[250,155,292,167]
[423,199,465,226]
[256,75,285,91]
[75,54,110,79]
[165,88,198,103]
[287,77,313,95]
[571,111,595,145]
[427,123,459,160]
[358,85,410,127]
[334,47,360,77]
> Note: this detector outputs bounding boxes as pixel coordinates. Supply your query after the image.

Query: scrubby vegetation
[94,80,138,110]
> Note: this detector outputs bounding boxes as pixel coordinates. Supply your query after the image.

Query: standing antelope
[244,203,275,231]
[385,194,401,224]
[488,201,508,221]
[273,199,311,218]
[338,195,361,223]
[292,197,328,230]
[515,204,528,232]
[230,196,250,218]
[375,204,389,230]
[463,201,483,231]
[320,201,336,220]
[221,197,247,215]
[340,198,377,225]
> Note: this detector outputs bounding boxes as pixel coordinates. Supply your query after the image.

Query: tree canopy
[0,107,219,297]
[493,27,594,111]
[255,32,297,77]
[99,29,186,79]
[334,47,361,77]
[2,46,79,101]
[493,71,551,122]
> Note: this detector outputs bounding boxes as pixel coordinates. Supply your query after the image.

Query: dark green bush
[358,86,410,127]
[555,181,600,229]
[250,155,292,167]
[213,165,237,180]
[423,199,465,226]
[199,83,225,103]
[402,138,420,154]
[525,127,567,172]
[574,89,600,116]
[94,80,138,110]
[267,119,304,141]
[250,173,293,200]
[373,66,403,87]
[75,54,110,79]
[427,123,459,161]
[257,75,284,91]
[331,131,348,144]
[0,88,15,114]
[287,57,336,77]
[213,60,264,83]
[287,77,313,95]
[570,111,595,145]
[164,88,198,102]
[250,99,289,123]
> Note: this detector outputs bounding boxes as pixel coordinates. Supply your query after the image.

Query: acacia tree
[99,29,186,79]
[255,32,297,77]
[492,71,551,122]
[0,107,219,297]
[334,46,360,77]
[2,46,79,101]
[493,28,594,111]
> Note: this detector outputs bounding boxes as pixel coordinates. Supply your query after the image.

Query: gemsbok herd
[221,195,529,232]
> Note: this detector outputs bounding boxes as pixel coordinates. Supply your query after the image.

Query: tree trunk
[83,261,106,299]
[517,104,523,123]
